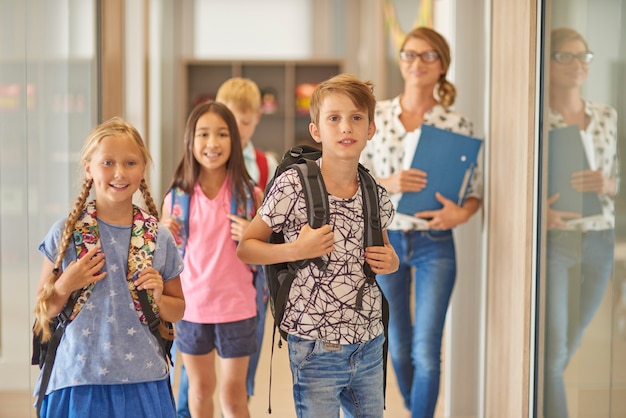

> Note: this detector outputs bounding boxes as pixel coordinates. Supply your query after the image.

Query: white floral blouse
[360,96,482,231]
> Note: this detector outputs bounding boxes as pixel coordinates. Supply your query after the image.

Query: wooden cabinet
[181,59,344,157]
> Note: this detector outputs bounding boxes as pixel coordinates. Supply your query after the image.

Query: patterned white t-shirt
[36,217,183,395]
[260,160,394,345]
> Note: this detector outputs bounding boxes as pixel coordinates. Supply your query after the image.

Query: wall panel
[485,1,539,417]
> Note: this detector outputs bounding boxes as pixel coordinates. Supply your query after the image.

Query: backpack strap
[254,148,269,189]
[355,164,384,310]
[281,160,329,280]
[230,185,256,220]
[171,187,190,258]
[35,286,81,417]
[296,159,329,230]
[136,279,174,366]
[356,163,390,408]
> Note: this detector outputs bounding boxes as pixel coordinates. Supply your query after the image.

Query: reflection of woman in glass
[544,27,618,418]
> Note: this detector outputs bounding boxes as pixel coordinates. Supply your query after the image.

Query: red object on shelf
[295,83,317,115]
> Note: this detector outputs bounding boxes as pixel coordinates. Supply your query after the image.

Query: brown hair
[401,26,456,108]
[216,77,262,113]
[550,27,589,52]
[164,100,256,214]
[34,117,159,342]
[309,73,376,125]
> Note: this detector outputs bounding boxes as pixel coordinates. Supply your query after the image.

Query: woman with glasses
[360,27,482,418]
[544,27,618,418]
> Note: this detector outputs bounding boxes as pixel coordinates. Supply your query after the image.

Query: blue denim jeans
[172,267,267,417]
[377,229,456,418]
[288,333,385,418]
[544,229,614,418]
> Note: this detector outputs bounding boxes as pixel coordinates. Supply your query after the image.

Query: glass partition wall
[539,0,626,417]
[0,1,98,416]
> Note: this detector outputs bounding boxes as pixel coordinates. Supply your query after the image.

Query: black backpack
[262,145,389,412]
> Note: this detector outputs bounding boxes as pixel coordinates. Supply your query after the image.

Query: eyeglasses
[551,51,594,64]
[399,50,440,64]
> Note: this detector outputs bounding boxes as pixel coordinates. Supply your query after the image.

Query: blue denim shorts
[175,317,257,358]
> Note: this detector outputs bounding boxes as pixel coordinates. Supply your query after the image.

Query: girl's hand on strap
[227,214,250,242]
[134,267,164,302]
[55,245,106,296]
[160,218,182,245]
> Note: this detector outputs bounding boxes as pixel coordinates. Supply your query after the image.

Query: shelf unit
[181,59,344,157]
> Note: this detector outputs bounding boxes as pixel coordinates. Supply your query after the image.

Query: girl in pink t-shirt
[161,100,260,418]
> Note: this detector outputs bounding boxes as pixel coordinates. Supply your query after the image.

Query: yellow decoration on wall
[384,0,433,55]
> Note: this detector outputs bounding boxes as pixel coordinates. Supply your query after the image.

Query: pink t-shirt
[164,181,256,324]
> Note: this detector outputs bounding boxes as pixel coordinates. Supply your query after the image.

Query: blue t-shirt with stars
[36,216,184,395]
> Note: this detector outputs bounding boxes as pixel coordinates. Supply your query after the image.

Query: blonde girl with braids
[360,26,482,418]
[33,117,185,418]
[161,101,261,418]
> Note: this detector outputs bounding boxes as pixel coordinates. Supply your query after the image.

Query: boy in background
[217,77,279,190]
[237,73,399,417]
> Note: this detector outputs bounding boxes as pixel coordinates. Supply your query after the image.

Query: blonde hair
[215,77,262,113]
[33,117,159,342]
[401,27,457,108]
[309,73,376,126]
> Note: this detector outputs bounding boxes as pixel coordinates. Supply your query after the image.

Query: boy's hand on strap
[134,267,164,302]
[56,245,107,297]
[365,230,399,275]
[365,243,399,275]
[295,224,334,259]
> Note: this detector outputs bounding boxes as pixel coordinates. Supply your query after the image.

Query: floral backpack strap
[127,205,160,325]
[71,201,160,323]
[69,201,99,320]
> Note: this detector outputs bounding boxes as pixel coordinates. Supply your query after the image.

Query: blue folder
[396,124,483,216]
[547,125,603,218]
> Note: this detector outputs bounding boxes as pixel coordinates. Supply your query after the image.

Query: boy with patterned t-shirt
[237,73,399,418]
